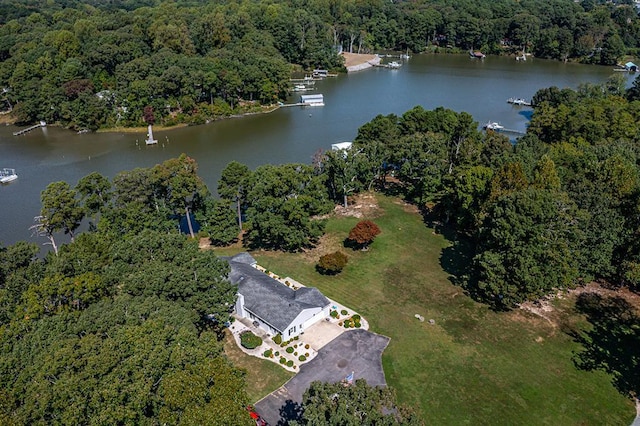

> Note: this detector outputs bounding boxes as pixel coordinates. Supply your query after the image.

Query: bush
[286,360,294,367]
[346,220,381,249]
[330,310,339,318]
[273,334,282,345]
[240,331,262,349]
[286,347,294,353]
[317,251,348,275]
[299,355,307,361]
[352,314,361,321]
[304,344,310,349]
[275,351,280,356]
[263,349,273,358]
[280,357,286,364]
[341,309,348,315]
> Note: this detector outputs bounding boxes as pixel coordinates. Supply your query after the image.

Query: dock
[13,120,46,136]
[490,127,526,136]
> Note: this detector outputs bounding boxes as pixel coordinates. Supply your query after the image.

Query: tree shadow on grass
[421,206,487,305]
[277,399,303,425]
[571,292,640,398]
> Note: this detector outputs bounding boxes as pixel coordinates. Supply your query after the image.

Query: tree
[317,251,348,274]
[245,164,332,251]
[475,188,580,308]
[346,220,381,250]
[218,161,251,232]
[107,230,236,320]
[297,379,422,425]
[33,181,84,254]
[75,172,112,219]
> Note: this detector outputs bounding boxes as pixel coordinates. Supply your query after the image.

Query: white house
[227,253,331,340]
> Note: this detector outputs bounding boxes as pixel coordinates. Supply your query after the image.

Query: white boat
[0,168,18,184]
[483,122,504,131]
[292,84,309,92]
[507,97,531,106]
[145,124,157,145]
[388,61,401,69]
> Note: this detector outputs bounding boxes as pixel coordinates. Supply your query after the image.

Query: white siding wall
[235,293,245,318]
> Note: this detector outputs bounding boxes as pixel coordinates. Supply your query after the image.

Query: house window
[288,326,296,335]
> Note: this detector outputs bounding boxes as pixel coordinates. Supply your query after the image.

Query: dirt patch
[518,282,640,329]
[332,192,381,219]
[300,233,346,263]
[341,52,377,68]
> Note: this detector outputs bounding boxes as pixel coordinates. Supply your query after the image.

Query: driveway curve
[254,329,390,425]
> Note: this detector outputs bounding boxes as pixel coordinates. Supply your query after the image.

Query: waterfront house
[228,253,331,340]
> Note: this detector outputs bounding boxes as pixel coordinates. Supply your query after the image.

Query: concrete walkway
[254,329,390,425]
[631,398,640,426]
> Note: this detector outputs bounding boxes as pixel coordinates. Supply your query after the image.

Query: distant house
[227,253,331,340]
[331,141,353,151]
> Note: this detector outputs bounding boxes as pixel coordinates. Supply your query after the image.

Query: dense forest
[1,0,639,129]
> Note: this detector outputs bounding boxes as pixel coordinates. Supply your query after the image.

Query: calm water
[0,54,629,247]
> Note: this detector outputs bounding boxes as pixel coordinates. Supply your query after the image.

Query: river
[0,54,632,247]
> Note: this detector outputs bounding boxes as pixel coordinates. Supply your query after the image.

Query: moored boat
[0,168,18,184]
[483,121,504,131]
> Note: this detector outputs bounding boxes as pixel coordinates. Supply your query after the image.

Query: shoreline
[341,52,381,73]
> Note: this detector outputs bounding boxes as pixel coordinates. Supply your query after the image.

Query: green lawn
[250,194,635,425]
[223,331,293,403]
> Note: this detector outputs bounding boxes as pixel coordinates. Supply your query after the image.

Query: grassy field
[248,194,635,424]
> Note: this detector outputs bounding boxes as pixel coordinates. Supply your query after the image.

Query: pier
[13,120,46,136]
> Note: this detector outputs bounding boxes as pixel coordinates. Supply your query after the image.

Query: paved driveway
[254,329,390,425]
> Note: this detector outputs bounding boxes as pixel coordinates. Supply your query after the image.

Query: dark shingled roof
[227,253,330,332]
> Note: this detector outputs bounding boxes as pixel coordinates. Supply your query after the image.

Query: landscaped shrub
[286,347,294,354]
[286,360,294,367]
[330,310,339,319]
[294,352,298,356]
[346,220,381,250]
[273,334,282,345]
[280,357,286,364]
[341,309,348,315]
[352,314,361,321]
[240,331,262,349]
[299,355,307,361]
[304,344,310,349]
[305,352,309,357]
[275,351,280,356]
[263,349,273,358]
[317,251,348,275]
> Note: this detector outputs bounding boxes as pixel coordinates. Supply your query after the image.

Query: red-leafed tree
[346,220,381,249]
[143,105,155,125]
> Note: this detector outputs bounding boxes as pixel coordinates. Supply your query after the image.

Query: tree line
[1,0,639,129]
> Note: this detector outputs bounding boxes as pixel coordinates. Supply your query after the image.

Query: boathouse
[625,62,638,72]
[300,94,324,106]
